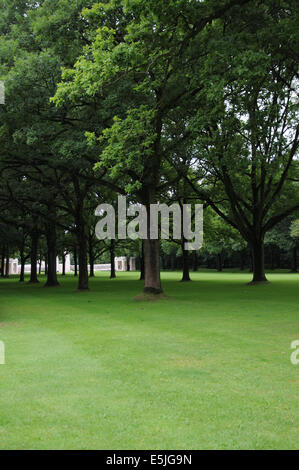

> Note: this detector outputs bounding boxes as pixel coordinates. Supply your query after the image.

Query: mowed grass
[0,271,298,450]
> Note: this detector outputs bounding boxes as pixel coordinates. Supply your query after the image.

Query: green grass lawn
[0,271,298,450]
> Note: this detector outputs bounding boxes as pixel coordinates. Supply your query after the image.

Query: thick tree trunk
[110,239,116,279]
[29,230,39,283]
[291,246,297,273]
[140,240,145,281]
[44,220,59,287]
[181,241,191,282]
[144,239,162,294]
[250,238,268,283]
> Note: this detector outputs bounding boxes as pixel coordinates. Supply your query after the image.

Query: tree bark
[20,255,25,282]
[250,238,268,283]
[74,247,78,277]
[5,249,9,278]
[44,215,59,287]
[19,237,26,282]
[76,226,89,290]
[1,248,5,277]
[181,240,191,282]
[140,240,145,281]
[89,238,95,278]
[29,229,39,283]
[110,239,116,279]
[217,253,223,272]
[62,253,66,276]
[291,246,297,273]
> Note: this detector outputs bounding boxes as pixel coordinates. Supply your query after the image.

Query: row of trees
[0,0,298,293]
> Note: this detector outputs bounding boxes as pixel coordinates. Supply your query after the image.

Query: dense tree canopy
[0,0,298,293]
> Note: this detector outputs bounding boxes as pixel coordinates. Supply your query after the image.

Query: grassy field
[0,271,298,450]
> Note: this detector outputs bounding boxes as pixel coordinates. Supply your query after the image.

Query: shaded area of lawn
[0,271,298,449]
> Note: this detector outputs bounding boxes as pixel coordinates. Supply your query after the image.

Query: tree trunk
[29,230,39,283]
[44,220,59,287]
[5,250,9,278]
[45,256,48,275]
[62,253,66,276]
[20,255,25,282]
[144,239,162,294]
[110,239,116,279]
[19,239,26,282]
[291,246,297,273]
[73,248,78,276]
[76,227,89,290]
[140,240,145,281]
[181,240,191,282]
[1,248,5,277]
[217,253,223,272]
[89,239,95,278]
[250,238,268,283]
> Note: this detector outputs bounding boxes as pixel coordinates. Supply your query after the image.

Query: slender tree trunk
[74,247,78,277]
[20,255,25,282]
[29,230,39,283]
[5,249,9,278]
[62,253,66,276]
[44,217,59,287]
[250,238,268,283]
[1,248,5,277]
[19,239,26,282]
[291,246,297,273]
[76,225,89,290]
[217,253,223,272]
[110,239,116,279]
[89,238,95,278]
[140,240,145,281]
[181,240,191,282]
[45,255,48,276]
